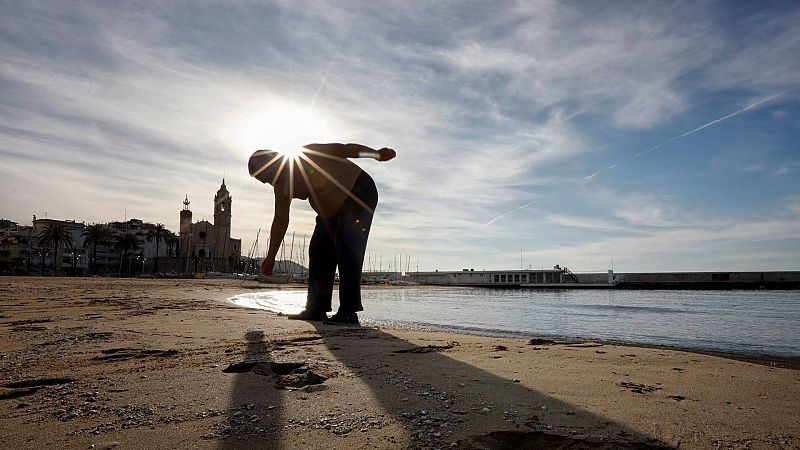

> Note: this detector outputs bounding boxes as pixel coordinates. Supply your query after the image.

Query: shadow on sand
[218,324,671,449]
[309,324,671,449]
[217,331,284,449]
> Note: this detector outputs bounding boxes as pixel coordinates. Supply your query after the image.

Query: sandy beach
[0,277,797,449]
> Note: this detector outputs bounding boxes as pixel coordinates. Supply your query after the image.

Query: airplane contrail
[486,199,539,225]
[584,171,600,180]
[583,92,785,180]
[634,92,784,158]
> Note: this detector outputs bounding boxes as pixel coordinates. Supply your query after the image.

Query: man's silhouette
[248,143,396,324]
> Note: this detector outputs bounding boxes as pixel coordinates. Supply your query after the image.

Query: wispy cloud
[524,216,800,272]
[1,1,799,271]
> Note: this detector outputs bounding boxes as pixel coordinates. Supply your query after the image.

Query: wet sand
[0,277,797,449]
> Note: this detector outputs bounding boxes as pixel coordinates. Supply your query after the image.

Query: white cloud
[1,1,798,272]
[435,1,722,128]
[775,161,798,176]
[787,199,800,215]
[543,213,643,235]
[703,8,800,92]
[524,216,800,272]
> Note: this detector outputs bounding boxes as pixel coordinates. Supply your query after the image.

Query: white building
[30,217,88,275]
[406,266,612,288]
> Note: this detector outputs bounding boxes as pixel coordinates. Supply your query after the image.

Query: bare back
[249,149,363,218]
[296,152,363,217]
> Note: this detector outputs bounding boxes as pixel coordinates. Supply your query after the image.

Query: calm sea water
[229,287,800,357]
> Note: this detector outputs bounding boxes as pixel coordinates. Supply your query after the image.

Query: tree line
[36,222,178,276]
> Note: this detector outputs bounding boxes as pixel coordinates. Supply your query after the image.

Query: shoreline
[363,322,800,371]
[231,285,800,368]
[2,277,798,449]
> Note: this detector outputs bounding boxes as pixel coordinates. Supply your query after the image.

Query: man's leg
[334,207,373,315]
[323,172,378,325]
[304,216,337,313]
[332,172,377,316]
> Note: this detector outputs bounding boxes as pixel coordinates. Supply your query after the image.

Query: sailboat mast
[288,231,295,276]
[301,234,307,275]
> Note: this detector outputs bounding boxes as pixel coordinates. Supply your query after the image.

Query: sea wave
[572,304,689,314]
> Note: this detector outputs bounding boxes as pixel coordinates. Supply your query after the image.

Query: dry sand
[0,277,797,449]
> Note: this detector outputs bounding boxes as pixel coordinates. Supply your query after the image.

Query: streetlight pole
[184,233,192,274]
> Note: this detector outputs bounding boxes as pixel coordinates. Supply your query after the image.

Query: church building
[178,180,241,271]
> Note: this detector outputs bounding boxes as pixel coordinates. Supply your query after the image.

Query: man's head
[248,149,309,198]
[248,149,283,184]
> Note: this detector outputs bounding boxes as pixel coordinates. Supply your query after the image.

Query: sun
[239,99,336,159]
[279,145,304,159]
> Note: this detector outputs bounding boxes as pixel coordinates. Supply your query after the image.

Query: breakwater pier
[407,268,800,289]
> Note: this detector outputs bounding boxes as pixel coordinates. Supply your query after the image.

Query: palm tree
[114,233,140,277]
[82,223,112,275]
[146,223,167,275]
[38,223,74,276]
[164,231,179,273]
[164,231,179,257]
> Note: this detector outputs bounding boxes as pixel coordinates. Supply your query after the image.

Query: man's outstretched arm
[260,191,291,276]
[303,143,396,161]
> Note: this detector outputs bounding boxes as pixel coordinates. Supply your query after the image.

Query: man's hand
[260,256,275,276]
[377,148,396,161]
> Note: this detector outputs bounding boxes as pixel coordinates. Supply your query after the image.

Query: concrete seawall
[577,271,800,289]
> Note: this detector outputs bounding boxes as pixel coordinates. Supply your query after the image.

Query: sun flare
[279,145,304,159]
[239,100,336,159]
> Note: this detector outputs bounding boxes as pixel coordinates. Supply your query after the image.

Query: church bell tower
[180,195,192,236]
[179,195,192,257]
[214,179,232,241]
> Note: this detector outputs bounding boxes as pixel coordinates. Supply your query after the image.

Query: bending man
[248,143,396,324]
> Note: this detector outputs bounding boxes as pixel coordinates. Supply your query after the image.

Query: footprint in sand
[222,360,328,389]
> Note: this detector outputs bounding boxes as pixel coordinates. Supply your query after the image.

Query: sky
[1,0,799,273]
